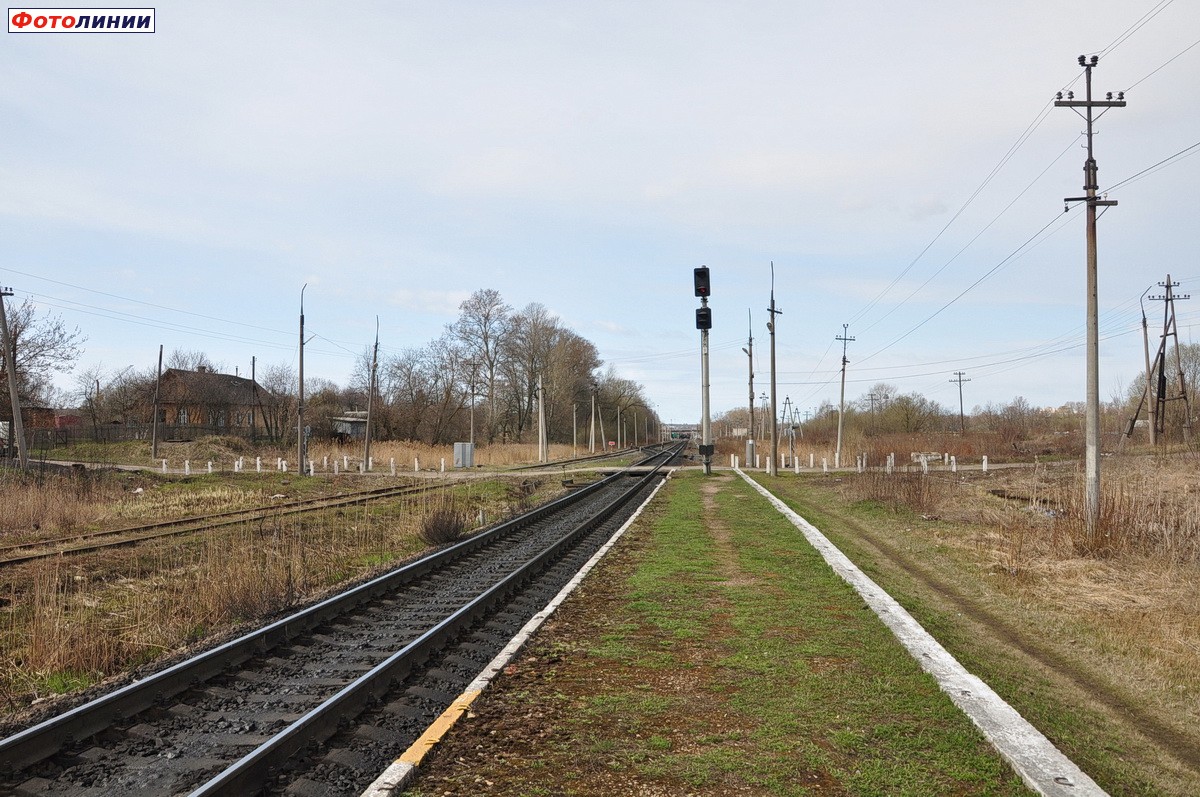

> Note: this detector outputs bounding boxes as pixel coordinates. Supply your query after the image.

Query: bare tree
[0,298,85,407]
[258,362,296,443]
[166,349,220,372]
[451,289,511,443]
[499,303,562,442]
[73,364,151,430]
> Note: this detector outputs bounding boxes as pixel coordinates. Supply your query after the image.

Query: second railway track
[0,444,684,796]
[0,444,673,568]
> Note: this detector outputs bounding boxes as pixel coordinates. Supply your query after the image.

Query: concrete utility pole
[363,317,380,469]
[589,382,597,454]
[0,288,27,469]
[1056,55,1125,539]
[742,310,755,466]
[950,371,970,433]
[835,324,854,468]
[782,395,794,461]
[766,263,782,477]
[297,284,307,475]
[537,374,547,463]
[1139,286,1157,445]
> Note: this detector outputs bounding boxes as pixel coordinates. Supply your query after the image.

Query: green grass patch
[422,472,1031,795]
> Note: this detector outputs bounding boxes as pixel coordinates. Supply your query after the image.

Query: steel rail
[189,450,676,796]
[504,442,670,471]
[0,462,632,772]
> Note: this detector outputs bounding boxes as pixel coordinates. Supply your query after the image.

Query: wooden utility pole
[1056,55,1125,539]
[0,288,27,469]
[950,371,970,433]
[835,324,854,468]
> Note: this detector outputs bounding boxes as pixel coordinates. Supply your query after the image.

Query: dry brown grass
[0,470,122,538]
[825,455,1200,725]
[0,475,564,713]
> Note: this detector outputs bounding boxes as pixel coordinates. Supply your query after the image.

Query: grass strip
[406,471,1031,796]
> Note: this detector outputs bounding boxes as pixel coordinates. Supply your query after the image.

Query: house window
[178,407,189,424]
[216,410,226,427]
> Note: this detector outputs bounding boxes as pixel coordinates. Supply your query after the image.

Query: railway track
[0,445,673,568]
[0,444,683,796]
[0,481,451,567]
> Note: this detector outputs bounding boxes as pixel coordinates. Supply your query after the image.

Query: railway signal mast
[1055,55,1125,540]
[695,266,714,475]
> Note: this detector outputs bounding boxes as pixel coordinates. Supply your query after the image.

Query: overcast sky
[3,1,1198,424]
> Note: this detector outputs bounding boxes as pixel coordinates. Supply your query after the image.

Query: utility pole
[0,288,27,469]
[742,310,755,466]
[759,393,769,441]
[251,356,259,442]
[950,371,970,433]
[1148,275,1191,442]
[1139,286,1157,445]
[782,395,794,461]
[1056,54,1125,538]
[537,374,547,463]
[835,324,854,468]
[297,284,307,475]
[589,382,597,454]
[766,263,782,477]
[363,317,379,469]
[151,344,163,459]
[695,266,713,475]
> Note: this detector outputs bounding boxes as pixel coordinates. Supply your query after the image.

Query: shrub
[420,507,466,546]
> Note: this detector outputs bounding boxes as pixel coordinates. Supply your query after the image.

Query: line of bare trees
[56,289,660,448]
[714,351,1200,449]
[345,290,659,446]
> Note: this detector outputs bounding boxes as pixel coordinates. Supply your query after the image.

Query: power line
[1097,0,1175,57]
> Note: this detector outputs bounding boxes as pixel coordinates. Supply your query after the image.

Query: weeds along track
[0,481,461,568]
[0,444,674,567]
[0,445,681,797]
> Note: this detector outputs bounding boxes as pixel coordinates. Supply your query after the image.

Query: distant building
[154,367,271,435]
[0,405,54,428]
[331,411,369,442]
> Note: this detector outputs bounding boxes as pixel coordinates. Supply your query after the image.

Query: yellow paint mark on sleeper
[398,689,483,766]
